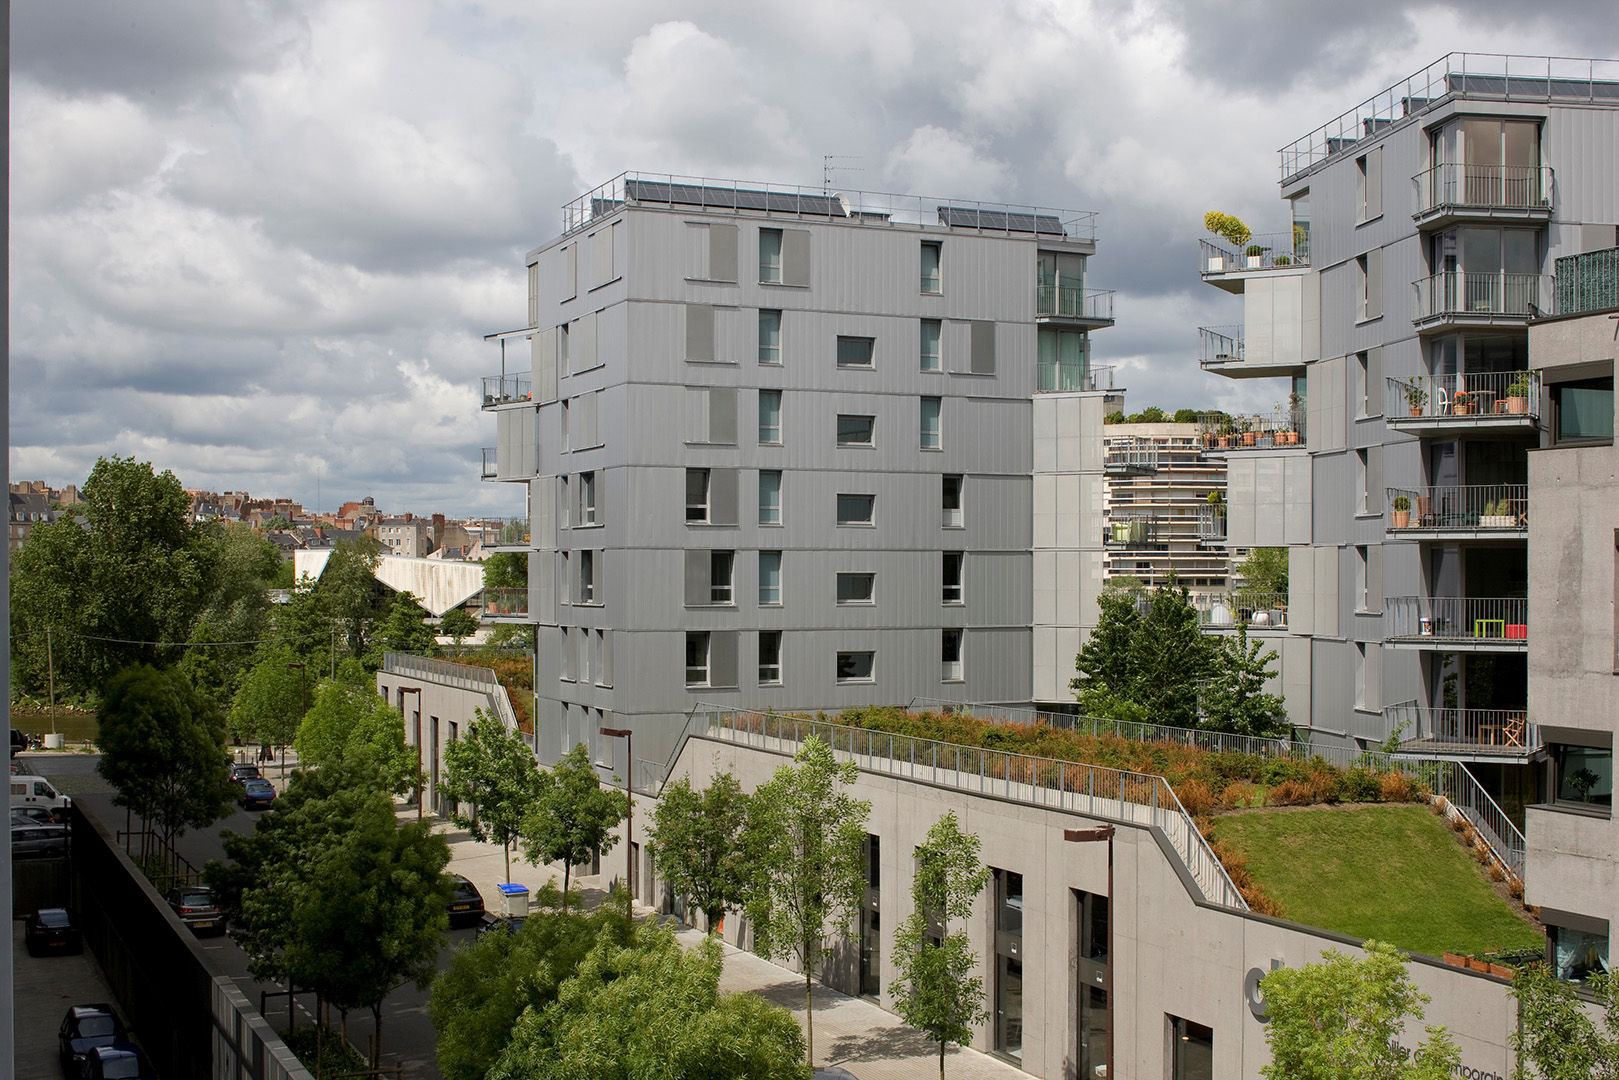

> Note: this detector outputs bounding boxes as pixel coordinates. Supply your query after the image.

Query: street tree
[888,812,991,1080]
[743,735,871,1067]
[1260,940,1461,1080]
[315,537,387,660]
[647,772,752,934]
[97,664,236,859]
[1201,627,1290,737]
[182,524,285,698]
[487,919,809,1080]
[520,743,625,911]
[440,607,478,646]
[229,643,308,750]
[1508,965,1619,1080]
[364,590,437,668]
[295,678,414,794]
[440,710,545,881]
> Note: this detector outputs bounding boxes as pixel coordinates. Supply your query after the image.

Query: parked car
[228,763,262,786]
[13,822,70,859]
[59,1004,127,1074]
[11,728,26,757]
[26,907,82,956]
[13,805,68,827]
[165,885,226,936]
[11,773,71,813]
[238,779,276,810]
[81,1042,154,1080]
[447,874,486,928]
[476,913,526,938]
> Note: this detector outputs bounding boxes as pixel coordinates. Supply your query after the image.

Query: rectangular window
[710,551,734,605]
[598,629,613,686]
[1356,449,1369,513]
[758,309,782,365]
[759,631,782,685]
[1170,1016,1214,1080]
[686,469,710,523]
[942,475,963,528]
[1356,147,1383,221]
[836,650,875,683]
[759,390,782,444]
[995,870,1024,1060]
[759,471,782,525]
[943,551,964,603]
[759,551,782,605]
[579,549,596,604]
[1358,248,1383,320]
[560,628,573,681]
[1554,743,1612,809]
[837,336,875,369]
[837,572,875,604]
[1549,922,1611,985]
[685,631,709,687]
[920,319,941,372]
[920,241,942,294]
[921,397,942,450]
[579,471,597,525]
[1552,376,1614,445]
[837,414,876,447]
[759,228,782,283]
[941,628,963,682]
[837,494,875,526]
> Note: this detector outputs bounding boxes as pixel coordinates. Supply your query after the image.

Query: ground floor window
[1549,923,1610,984]
[1170,1015,1213,1080]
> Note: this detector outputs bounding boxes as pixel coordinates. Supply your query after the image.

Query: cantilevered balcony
[480,447,499,480]
[1385,596,1527,651]
[1411,271,1552,330]
[1195,411,1306,452]
[1103,435,1158,476]
[1411,164,1554,230]
[481,373,533,409]
[1037,360,1115,394]
[480,587,529,621]
[1385,484,1528,540]
[1385,699,1542,760]
[1198,232,1308,293]
[1102,513,1165,550]
[1383,371,1540,435]
[1196,503,1227,543]
[1195,591,1289,631]
[481,518,532,551]
[1036,285,1115,327]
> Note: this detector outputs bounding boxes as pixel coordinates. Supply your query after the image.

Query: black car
[165,885,227,936]
[59,1004,127,1075]
[82,1042,154,1080]
[11,728,27,757]
[27,907,82,956]
[13,805,68,827]
[228,763,262,785]
[13,822,70,859]
[447,874,486,928]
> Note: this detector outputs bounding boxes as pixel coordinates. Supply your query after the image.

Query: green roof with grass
[1213,804,1543,958]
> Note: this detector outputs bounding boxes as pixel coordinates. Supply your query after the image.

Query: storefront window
[994,870,1024,1060]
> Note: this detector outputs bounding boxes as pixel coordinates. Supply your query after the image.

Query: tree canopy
[364,590,437,667]
[440,710,545,881]
[520,743,625,910]
[440,607,479,645]
[1072,579,1216,727]
[648,772,752,934]
[295,678,414,793]
[1202,627,1290,737]
[1508,965,1618,1080]
[1238,546,1290,598]
[229,643,308,747]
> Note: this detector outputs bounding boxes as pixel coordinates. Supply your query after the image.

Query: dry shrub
[1380,771,1416,802]
[1488,864,1505,882]
[1208,834,1283,916]
[1307,768,1341,804]
[1449,814,1467,833]
[1194,814,1215,839]
[1175,779,1216,818]
[1266,779,1314,806]
[1509,877,1524,901]
[1220,781,1258,810]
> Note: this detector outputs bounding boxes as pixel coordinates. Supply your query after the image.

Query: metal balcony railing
[480,447,499,480]
[1385,700,1541,753]
[1036,285,1115,322]
[1037,359,1114,394]
[1198,325,1244,367]
[1412,271,1552,322]
[481,373,533,408]
[1195,412,1305,449]
[1195,591,1289,630]
[1199,232,1307,275]
[480,587,529,618]
[1385,484,1528,531]
[1384,370,1540,422]
[1554,245,1619,316]
[1412,164,1553,218]
[1196,503,1227,540]
[481,518,531,548]
[1102,513,1164,549]
[1103,435,1158,475]
[1386,596,1528,644]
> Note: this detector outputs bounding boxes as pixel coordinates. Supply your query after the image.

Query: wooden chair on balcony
[1503,713,1527,748]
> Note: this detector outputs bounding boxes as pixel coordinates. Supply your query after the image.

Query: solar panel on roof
[936,205,1065,235]
[623,179,846,217]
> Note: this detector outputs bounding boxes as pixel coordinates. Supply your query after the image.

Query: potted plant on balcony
[1240,417,1257,447]
[1401,380,1427,416]
[1452,389,1472,415]
[1480,500,1517,529]
[1391,494,1412,528]
[1245,243,1269,269]
[1502,371,1532,414]
[1203,212,1251,272]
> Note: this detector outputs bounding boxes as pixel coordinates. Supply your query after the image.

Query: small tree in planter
[1402,380,1427,416]
[1391,495,1412,528]
[1504,371,1533,414]
[1203,211,1252,251]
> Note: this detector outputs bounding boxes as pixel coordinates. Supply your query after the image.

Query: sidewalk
[435,819,1026,1080]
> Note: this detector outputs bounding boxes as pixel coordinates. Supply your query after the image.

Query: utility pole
[45,626,55,736]
[601,727,633,913]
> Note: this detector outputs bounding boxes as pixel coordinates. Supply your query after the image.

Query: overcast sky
[10,1,1616,517]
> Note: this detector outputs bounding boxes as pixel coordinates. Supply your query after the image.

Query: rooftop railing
[1553,245,1619,316]
[1037,285,1115,322]
[1199,232,1305,275]
[1195,411,1306,449]
[1385,700,1541,754]
[1384,371,1541,422]
[1412,164,1553,219]
[1385,484,1528,532]
[561,172,1099,242]
[481,373,532,408]
[1280,53,1619,181]
[1198,325,1244,367]
[1413,272,1551,324]
[381,651,523,734]
[1386,596,1527,645]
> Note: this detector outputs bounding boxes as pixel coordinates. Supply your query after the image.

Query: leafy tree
[295,678,414,794]
[97,665,236,856]
[1238,546,1290,599]
[1071,585,1146,717]
[1202,626,1289,737]
[888,812,991,1080]
[1508,965,1619,1080]
[263,514,293,530]
[647,772,752,934]
[182,524,284,698]
[743,735,871,1067]
[1173,408,1199,423]
[1260,940,1461,1080]
[1128,579,1215,727]
[482,551,528,590]
[273,577,340,675]
[229,644,308,748]
[488,919,809,1080]
[429,889,632,1080]
[440,710,545,882]
[440,607,479,645]
[365,590,437,667]
[316,537,388,660]
[520,743,625,911]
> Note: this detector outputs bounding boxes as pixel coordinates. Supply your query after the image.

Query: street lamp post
[398,686,423,821]
[600,727,633,912]
[1065,824,1115,1080]
[285,662,306,784]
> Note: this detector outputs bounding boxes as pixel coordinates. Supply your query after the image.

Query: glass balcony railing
[1196,503,1227,540]
[1199,232,1307,275]
[1386,596,1527,645]
[1036,285,1115,323]
[1385,484,1527,532]
[1036,361,1114,394]
[1198,325,1244,368]
[1102,513,1164,549]
[481,373,533,408]
[1412,271,1551,324]
[480,447,499,480]
[1384,371,1540,423]
[1103,436,1158,475]
[481,587,529,619]
[1412,164,1553,219]
[1385,700,1541,753]
[1195,591,1289,630]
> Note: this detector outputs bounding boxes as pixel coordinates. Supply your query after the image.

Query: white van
[11,775,71,813]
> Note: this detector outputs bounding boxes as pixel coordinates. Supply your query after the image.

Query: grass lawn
[1214,804,1544,958]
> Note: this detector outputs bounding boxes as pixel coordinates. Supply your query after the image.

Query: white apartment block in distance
[480,173,1116,773]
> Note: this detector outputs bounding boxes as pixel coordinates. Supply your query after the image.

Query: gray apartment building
[481,174,1115,770]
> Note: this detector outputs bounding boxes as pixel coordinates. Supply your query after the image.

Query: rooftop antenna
[822,155,863,195]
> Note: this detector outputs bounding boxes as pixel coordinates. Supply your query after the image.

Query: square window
[921,397,941,450]
[710,551,734,605]
[685,631,710,686]
[837,336,875,369]
[1552,376,1614,445]
[837,494,875,526]
[942,628,963,682]
[760,229,783,283]
[686,469,710,523]
[920,319,941,372]
[837,572,875,604]
[920,241,942,294]
[759,310,782,365]
[1554,743,1612,808]
[759,471,782,525]
[759,551,782,605]
[759,390,782,444]
[837,414,875,447]
[759,631,782,685]
[836,650,875,683]
[943,551,963,603]
[942,475,963,528]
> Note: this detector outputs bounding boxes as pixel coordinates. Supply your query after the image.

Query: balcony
[1198,232,1308,293]
[1036,285,1115,327]
[1386,700,1542,760]
[1103,435,1157,476]
[1196,503,1227,543]
[1195,591,1289,631]
[1411,271,1552,330]
[481,373,533,409]
[481,518,532,550]
[1102,513,1165,550]
[1385,484,1527,540]
[1195,411,1306,453]
[1383,371,1541,435]
[1037,360,1116,394]
[480,447,499,480]
[1411,164,1554,229]
[1553,245,1619,316]
[480,587,529,621]
[1385,596,1527,651]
